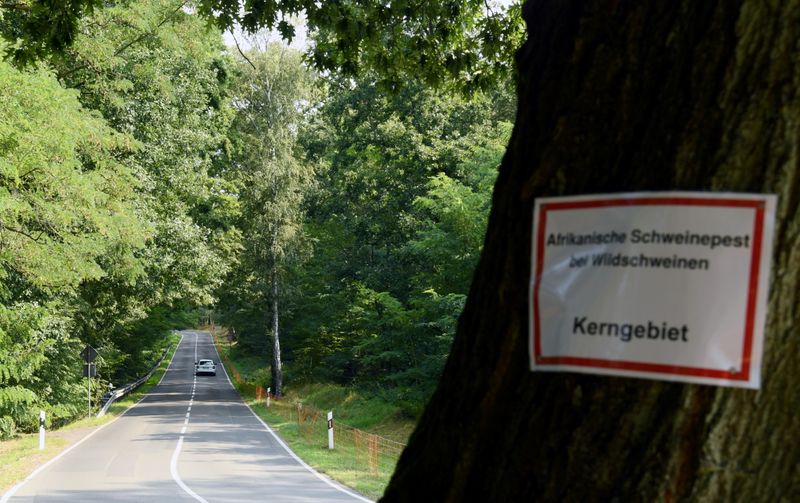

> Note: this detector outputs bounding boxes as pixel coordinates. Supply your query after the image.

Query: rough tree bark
[383,1,800,501]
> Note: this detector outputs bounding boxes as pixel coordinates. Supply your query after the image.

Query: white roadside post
[38,410,45,450]
[266,387,271,407]
[327,411,334,450]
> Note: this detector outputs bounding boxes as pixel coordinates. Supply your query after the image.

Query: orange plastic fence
[296,401,407,478]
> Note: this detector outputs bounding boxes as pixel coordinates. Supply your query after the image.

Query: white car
[195,359,217,376]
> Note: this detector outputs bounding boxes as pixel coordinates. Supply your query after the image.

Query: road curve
[3,330,370,502]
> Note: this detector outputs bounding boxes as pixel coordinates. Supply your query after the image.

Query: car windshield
[198,360,213,365]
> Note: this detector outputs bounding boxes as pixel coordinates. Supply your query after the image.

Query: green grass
[211,329,416,501]
[0,332,182,494]
[0,434,70,494]
[284,382,415,443]
[249,399,393,500]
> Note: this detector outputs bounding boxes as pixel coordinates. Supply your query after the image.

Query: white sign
[529,192,776,388]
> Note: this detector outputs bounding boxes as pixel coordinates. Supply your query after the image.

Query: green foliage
[0,302,84,437]
[57,0,237,311]
[3,0,524,94]
[259,78,512,414]
[51,0,239,382]
[200,0,524,93]
[0,415,14,439]
[406,124,509,294]
[0,0,102,65]
[0,46,149,433]
[0,49,143,291]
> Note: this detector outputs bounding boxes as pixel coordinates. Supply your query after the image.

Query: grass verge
[0,331,182,494]
[246,397,397,500]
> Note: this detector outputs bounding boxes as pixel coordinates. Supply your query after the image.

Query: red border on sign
[531,196,766,381]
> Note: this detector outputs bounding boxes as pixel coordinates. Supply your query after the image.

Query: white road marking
[170,436,208,503]
[168,331,210,502]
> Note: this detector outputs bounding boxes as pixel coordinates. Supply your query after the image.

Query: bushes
[0,416,15,440]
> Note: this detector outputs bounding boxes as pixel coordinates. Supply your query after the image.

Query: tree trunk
[270,263,283,397]
[383,1,800,501]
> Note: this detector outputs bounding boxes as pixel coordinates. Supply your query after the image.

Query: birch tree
[228,43,315,396]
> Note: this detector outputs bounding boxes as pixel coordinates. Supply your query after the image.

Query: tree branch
[231,30,256,70]
[0,223,45,243]
[17,167,40,181]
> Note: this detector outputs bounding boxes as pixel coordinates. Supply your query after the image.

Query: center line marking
[171,436,208,503]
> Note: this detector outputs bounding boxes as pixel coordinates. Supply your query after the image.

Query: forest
[0,0,519,437]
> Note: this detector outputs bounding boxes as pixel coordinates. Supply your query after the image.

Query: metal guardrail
[96,344,173,417]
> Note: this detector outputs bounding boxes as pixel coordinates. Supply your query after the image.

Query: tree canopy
[2,0,523,93]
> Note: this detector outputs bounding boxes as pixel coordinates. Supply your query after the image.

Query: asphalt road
[3,331,370,503]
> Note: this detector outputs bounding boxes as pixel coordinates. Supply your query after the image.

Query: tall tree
[287,79,509,409]
[52,0,238,375]
[225,44,315,396]
[0,46,142,434]
[383,1,800,500]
